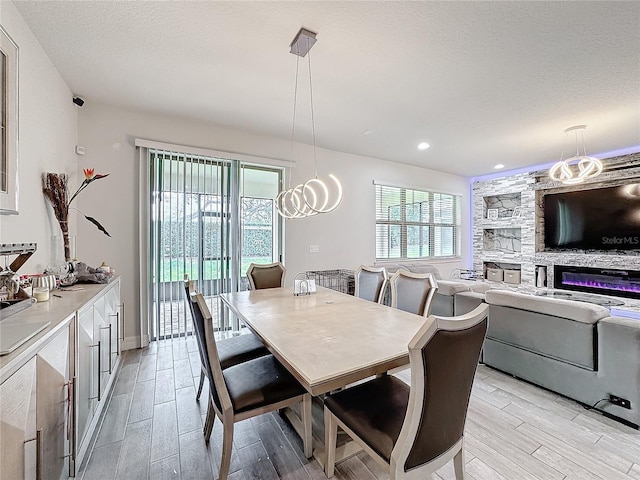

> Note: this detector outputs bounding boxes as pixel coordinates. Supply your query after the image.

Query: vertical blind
[147,149,283,341]
[149,149,232,340]
[375,184,461,259]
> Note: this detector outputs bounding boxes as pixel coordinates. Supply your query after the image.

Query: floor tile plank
[175,385,203,434]
[236,441,279,480]
[149,455,181,480]
[154,368,176,405]
[518,423,633,480]
[255,418,311,480]
[128,379,155,424]
[115,418,152,480]
[179,429,215,480]
[82,441,122,480]
[94,393,132,447]
[150,401,179,462]
[173,358,194,389]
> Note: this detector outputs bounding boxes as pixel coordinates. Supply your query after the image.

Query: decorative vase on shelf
[47,234,76,278]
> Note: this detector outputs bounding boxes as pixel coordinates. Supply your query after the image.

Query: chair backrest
[246,262,286,290]
[355,265,388,304]
[391,304,489,475]
[184,279,208,368]
[389,270,438,317]
[191,292,233,414]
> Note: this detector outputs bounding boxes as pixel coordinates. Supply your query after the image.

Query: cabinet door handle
[119,303,125,353]
[101,325,113,374]
[116,311,120,355]
[109,309,121,357]
[24,428,43,480]
[64,377,77,476]
[97,340,102,401]
[89,341,102,402]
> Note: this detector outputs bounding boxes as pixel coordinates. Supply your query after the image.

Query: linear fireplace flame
[554,265,640,300]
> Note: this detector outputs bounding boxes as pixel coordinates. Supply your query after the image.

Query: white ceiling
[13,1,640,177]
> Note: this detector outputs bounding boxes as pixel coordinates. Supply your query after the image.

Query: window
[375,184,461,260]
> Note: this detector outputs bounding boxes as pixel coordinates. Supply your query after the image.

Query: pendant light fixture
[276,28,343,219]
[549,125,603,185]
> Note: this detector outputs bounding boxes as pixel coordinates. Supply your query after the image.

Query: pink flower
[83,168,95,180]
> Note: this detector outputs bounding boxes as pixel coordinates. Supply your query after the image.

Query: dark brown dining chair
[192,292,312,480]
[246,261,286,290]
[183,279,268,401]
[324,304,489,479]
[355,265,388,304]
[389,269,438,317]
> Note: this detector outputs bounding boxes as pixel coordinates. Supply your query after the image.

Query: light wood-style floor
[79,337,640,480]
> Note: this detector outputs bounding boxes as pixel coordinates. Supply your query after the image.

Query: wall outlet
[609,394,631,409]
[309,245,320,254]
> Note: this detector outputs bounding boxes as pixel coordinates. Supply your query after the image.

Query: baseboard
[122,335,147,351]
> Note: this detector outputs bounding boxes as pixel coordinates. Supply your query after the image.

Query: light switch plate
[309,245,320,253]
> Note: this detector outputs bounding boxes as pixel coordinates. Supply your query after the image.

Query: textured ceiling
[13,1,640,177]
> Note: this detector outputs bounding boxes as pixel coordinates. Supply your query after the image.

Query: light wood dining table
[219,286,430,465]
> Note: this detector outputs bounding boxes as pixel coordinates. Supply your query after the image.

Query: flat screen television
[544,184,640,251]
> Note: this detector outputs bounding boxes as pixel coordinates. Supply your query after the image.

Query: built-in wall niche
[483,192,521,219]
[483,228,521,253]
[483,261,521,284]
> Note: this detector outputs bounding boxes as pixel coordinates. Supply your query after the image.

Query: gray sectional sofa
[484,290,640,427]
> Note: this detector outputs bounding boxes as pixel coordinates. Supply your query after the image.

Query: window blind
[375,184,461,260]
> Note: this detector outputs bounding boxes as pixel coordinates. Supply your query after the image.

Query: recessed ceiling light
[494,164,505,169]
[417,142,430,150]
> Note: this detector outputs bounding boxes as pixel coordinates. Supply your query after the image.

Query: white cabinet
[1,323,72,480]
[76,304,97,458]
[75,278,121,471]
[0,357,37,480]
[104,282,121,374]
[0,278,123,479]
[36,326,71,480]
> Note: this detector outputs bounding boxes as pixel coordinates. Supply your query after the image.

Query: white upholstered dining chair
[389,269,438,317]
[246,261,286,290]
[324,304,489,479]
[354,265,388,304]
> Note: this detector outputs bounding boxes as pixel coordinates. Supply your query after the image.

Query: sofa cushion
[486,304,598,370]
[435,280,470,296]
[458,280,492,294]
[485,290,610,324]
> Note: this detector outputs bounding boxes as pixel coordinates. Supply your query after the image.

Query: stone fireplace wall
[473,152,640,290]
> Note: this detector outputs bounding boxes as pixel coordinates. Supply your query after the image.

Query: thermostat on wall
[75,145,86,155]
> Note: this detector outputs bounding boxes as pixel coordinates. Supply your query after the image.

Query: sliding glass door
[147,149,281,341]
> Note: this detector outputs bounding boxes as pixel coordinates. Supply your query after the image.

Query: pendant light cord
[307,36,319,179]
[289,53,301,190]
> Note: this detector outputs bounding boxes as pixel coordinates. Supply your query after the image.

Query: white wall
[0,1,77,271]
[76,103,470,346]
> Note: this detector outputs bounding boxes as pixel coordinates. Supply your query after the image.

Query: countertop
[0,277,120,383]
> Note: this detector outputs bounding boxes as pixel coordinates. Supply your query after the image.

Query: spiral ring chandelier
[277,28,343,219]
[549,125,603,185]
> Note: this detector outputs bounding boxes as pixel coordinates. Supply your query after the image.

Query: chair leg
[453,442,465,480]
[218,416,234,480]
[324,408,338,478]
[204,397,215,443]
[302,394,312,458]
[196,368,205,401]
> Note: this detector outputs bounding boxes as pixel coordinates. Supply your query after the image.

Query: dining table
[219,285,430,465]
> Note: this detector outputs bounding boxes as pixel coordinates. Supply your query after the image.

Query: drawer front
[504,270,521,284]
[487,269,504,281]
